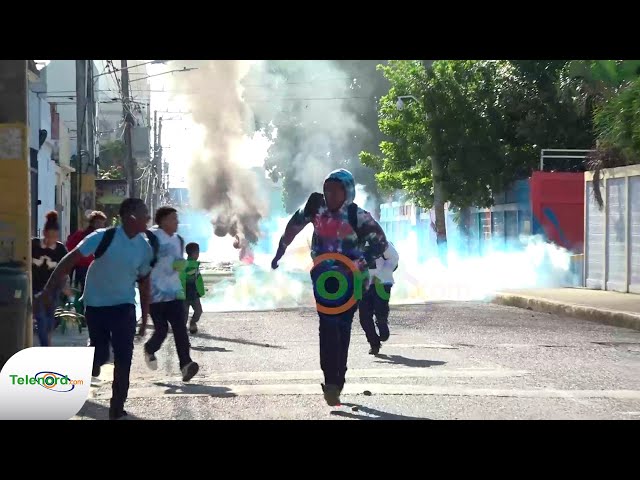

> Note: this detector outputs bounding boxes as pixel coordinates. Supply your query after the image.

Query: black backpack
[305,192,362,241]
[94,228,184,269]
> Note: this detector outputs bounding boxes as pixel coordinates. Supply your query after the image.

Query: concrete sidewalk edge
[491,293,640,331]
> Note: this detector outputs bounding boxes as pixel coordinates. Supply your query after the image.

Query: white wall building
[28,73,74,239]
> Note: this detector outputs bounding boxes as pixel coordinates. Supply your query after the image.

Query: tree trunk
[423,60,448,263]
[431,155,448,262]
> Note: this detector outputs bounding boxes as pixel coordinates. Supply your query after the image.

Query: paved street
[73,301,640,420]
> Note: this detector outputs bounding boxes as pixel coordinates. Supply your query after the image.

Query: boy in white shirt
[359,241,399,355]
[142,206,199,382]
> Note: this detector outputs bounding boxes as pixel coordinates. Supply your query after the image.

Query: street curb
[491,293,640,331]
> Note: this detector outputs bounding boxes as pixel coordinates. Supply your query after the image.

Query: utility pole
[85,61,96,217]
[121,60,136,198]
[87,62,95,171]
[73,60,87,233]
[0,60,33,360]
[157,116,163,206]
[151,110,158,213]
[422,59,447,261]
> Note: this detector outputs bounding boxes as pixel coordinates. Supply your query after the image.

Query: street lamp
[396,95,419,111]
[396,95,429,121]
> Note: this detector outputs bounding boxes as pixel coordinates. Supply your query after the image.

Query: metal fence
[584,164,640,294]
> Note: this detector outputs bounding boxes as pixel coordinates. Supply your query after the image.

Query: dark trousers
[318,305,357,390]
[311,264,359,390]
[185,296,203,324]
[146,300,193,369]
[85,304,136,415]
[359,284,392,348]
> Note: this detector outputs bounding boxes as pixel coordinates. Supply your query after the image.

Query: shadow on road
[191,345,232,353]
[75,400,144,421]
[374,354,446,368]
[155,382,237,398]
[331,404,430,420]
[192,333,285,350]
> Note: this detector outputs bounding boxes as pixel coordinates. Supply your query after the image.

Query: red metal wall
[530,171,585,253]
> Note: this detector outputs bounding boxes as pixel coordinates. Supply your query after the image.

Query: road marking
[381,343,459,349]
[119,367,528,384]
[91,383,640,401]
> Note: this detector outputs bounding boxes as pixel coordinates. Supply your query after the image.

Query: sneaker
[145,351,158,371]
[181,361,199,382]
[378,322,390,342]
[189,321,198,334]
[321,384,341,407]
[369,345,380,355]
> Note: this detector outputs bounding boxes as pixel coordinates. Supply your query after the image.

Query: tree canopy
[360,60,598,210]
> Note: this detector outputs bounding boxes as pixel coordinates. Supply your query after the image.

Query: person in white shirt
[359,241,399,355]
[142,206,199,382]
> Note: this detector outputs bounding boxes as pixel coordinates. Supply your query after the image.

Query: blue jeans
[34,291,57,346]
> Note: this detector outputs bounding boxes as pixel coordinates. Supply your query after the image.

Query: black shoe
[181,361,199,382]
[321,384,341,407]
[189,321,198,334]
[378,322,390,342]
[109,409,129,420]
[369,345,380,355]
[92,365,101,377]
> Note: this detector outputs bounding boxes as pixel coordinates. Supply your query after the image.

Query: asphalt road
[74,301,640,420]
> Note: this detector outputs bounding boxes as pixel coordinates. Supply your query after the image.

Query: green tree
[360,60,597,251]
[558,60,640,207]
[360,61,519,212]
[98,140,126,180]
[586,76,640,208]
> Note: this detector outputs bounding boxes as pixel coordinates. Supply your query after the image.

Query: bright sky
[147,61,271,189]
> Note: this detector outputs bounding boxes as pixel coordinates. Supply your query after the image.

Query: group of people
[34,200,205,420]
[272,168,399,407]
[33,166,397,417]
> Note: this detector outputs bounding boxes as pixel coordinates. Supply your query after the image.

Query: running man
[37,198,153,420]
[142,207,199,382]
[271,169,388,406]
[359,241,399,355]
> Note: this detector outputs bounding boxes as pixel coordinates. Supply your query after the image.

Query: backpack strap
[348,202,362,242]
[304,192,325,218]
[143,230,159,268]
[177,234,185,256]
[94,227,117,259]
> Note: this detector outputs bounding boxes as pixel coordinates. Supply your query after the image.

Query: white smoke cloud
[243,60,369,197]
[160,60,575,314]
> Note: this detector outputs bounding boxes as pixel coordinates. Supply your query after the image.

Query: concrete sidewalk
[492,288,640,331]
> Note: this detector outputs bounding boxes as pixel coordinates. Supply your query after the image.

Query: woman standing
[32,211,69,346]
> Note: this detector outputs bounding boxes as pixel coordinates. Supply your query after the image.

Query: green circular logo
[316,271,349,301]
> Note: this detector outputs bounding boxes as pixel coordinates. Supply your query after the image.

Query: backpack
[94,228,184,269]
[305,192,362,242]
